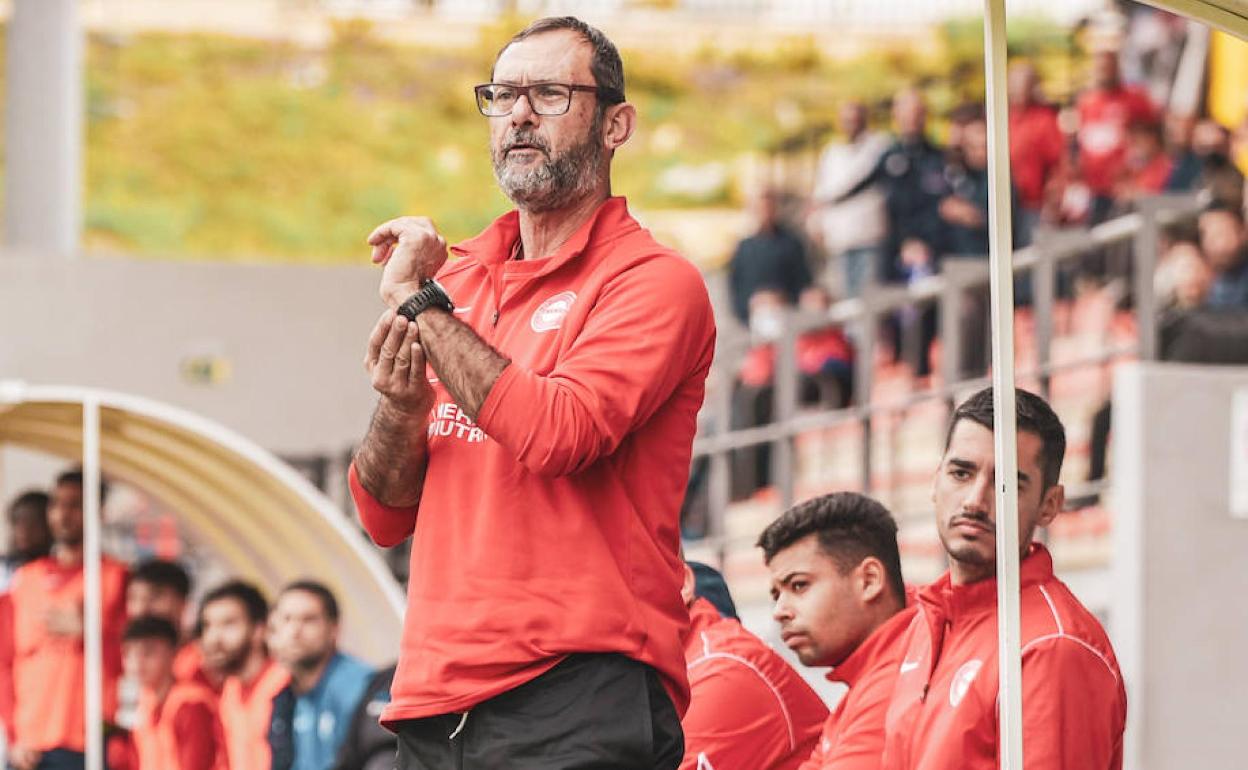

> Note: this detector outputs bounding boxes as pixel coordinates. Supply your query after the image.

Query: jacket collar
[826,604,917,687]
[449,196,637,280]
[918,543,1054,622]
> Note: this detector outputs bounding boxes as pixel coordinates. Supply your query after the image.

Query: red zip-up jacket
[880,545,1126,770]
[679,598,827,770]
[350,196,716,723]
[798,606,916,770]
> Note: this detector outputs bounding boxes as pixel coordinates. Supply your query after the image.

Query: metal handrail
[690,194,1204,549]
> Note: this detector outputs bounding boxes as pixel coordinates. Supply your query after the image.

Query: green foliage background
[4,16,1074,262]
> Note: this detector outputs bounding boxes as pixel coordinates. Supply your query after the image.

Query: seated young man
[757,492,915,770]
[123,616,221,770]
[679,561,827,770]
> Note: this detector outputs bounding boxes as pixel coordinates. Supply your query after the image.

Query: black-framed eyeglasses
[474,82,623,117]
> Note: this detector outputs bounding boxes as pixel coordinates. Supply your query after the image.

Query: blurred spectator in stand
[941,107,995,259]
[944,102,983,175]
[939,108,1020,377]
[1009,61,1065,246]
[808,101,890,298]
[1155,236,1214,313]
[201,581,287,770]
[830,87,947,376]
[5,470,128,770]
[128,559,221,692]
[1198,203,1248,309]
[123,616,221,770]
[1167,118,1245,210]
[1116,119,1173,202]
[829,87,949,284]
[1075,46,1157,224]
[728,190,813,327]
[732,289,854,498]
[268,582,373,770]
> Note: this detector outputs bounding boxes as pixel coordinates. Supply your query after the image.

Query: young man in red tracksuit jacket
[758,492,916,770]
[123,616,221,770]
[881,388,1126,770]
[678,562,827,770]
[349,15,715,770]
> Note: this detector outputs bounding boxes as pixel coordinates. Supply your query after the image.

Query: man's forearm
[416,309,510,421]
[354,398,431,508]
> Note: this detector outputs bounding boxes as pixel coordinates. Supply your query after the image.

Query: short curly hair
[757,492,904,605]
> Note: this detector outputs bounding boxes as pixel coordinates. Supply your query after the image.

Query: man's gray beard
[492,117,605,213]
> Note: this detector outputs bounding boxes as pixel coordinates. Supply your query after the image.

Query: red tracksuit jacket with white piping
[880,544,1126,770]
[350,196,716,724]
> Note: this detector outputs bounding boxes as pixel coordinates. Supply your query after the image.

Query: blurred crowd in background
[721,6,1248,500]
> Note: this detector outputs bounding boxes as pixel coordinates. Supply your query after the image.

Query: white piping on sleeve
[687,650,798,751]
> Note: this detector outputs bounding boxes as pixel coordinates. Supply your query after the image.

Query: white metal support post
[4,0,83,258]
[982,1,1025,769]
[83,399,104,770]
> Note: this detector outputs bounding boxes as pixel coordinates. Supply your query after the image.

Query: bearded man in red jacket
[881,388,1127,770]
[348,15,715,770]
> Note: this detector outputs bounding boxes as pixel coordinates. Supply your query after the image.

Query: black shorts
[393,653,684,770]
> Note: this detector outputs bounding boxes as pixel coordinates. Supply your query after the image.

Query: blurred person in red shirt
[758,493,914,770]
[200,581,287,770]
[678,561,827,770]
[1007,61,1065,245]
[123,616,220,770]
[5,470,129,770]
[880,388,1126,770]
[127,559,221,693]
[1,491,53,747]
[1075,48,1157,223]
[1116,119,1173,201]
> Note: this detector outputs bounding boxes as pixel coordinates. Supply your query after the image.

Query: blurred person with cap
[267,581,373,770]
[758,493,914,770]
[880,388,1126,769]
[123,616,221,770]
[200,581,287,770]
[677,560,826,770]
[5,470,128,770]
[350,14,714,769]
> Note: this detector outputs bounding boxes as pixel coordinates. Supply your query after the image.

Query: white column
[982,0,1024,768]
[4,0,82,258]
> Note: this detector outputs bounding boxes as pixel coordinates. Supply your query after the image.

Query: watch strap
[396,279,454,321]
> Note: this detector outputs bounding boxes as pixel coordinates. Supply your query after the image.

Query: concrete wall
[0,253,386,483]
[1112,362,1248,770]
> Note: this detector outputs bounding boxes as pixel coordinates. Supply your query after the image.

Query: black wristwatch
[397,279,454,321]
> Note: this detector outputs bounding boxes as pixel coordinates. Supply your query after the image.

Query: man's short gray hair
[496,16,626,106]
